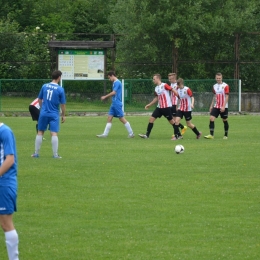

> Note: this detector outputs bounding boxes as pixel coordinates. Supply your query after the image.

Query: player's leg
[97,104,115,137]
[185,112,201,139]
[32,115,47,157]
[172,110,182,140]
[171,105,186,132]
[119,117,134,137]
[139,110,158,139]
[50,116,61,158]
[0,187,19,260]
[221,108,229,139]
[204,108,218,139]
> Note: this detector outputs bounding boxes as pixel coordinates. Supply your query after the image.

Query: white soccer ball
[175,144,184,154]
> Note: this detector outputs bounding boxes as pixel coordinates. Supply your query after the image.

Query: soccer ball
[175,144,184,154]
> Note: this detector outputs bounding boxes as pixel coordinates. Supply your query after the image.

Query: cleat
[138,134,148,139]
[196,132,202,139]
[181,126,188,135]
[178,135,183,140]
[31,153,39,158]
[223,136,228,140]
[42,137,46,141]
[204,134,214,139]
[128,134,135,138]
[53,155,62,159]
[96,134,107,138]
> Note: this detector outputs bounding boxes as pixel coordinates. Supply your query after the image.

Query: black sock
[179,123,184,129]
[36,123,38,133]
[224,121,229,136]
[174,124,181,137]
[146,122,153,137]
[209,121,214,136]
[192,126,200,136]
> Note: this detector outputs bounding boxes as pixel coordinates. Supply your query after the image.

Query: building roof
[48,41,115,49]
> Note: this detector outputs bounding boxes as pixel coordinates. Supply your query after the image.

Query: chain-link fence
[0,78,241,113]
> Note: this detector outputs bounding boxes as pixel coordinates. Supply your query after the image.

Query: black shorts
[152,107,173,121]
[29,105,40,121]
[210,107,228,119]
[176,110,192,121]
[171,105,177,117]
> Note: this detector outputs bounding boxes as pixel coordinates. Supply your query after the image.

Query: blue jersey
[0,124,17,188]
[38,82,66,116]
[112,80,122,104]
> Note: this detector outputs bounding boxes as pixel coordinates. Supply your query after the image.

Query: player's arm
[145,96,158,110]
[0,155,15,177]
[165,84,178,96]
[38,98,43,108]
[187,89,194,109]
[60,104,66,123]
[101,90,116,101]
[221,85,230,112]
[209,88,216,112]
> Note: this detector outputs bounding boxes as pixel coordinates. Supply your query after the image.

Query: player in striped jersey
[168,73,187,135]
[139,74,176,139]
[171,78,202,140]
[204,73,229,139]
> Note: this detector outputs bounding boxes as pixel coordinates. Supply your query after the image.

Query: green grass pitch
[0,115,259,259]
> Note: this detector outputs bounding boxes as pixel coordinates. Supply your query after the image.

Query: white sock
[124,122,133,135]
[104,123,112,136]
[5,230,19,260]
[51,136,58,156]
[35,135,43,154]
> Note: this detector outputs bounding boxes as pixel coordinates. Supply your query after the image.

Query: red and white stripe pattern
[30,98,40,109]
[171,82,178,105]
[213,83,229,108]
[154,83,172,108]
[177,86,193,111]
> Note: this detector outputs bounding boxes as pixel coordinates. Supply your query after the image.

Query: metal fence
[0,79,240,113]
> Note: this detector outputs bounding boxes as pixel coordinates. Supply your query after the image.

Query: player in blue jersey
[96,71,134,138]
[31,70,66,158]
[0,123,19,260]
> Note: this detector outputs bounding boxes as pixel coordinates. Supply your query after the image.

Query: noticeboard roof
[48,41,115,49]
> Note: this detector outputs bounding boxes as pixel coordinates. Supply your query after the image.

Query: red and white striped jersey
[30,98,40,109]
[154,83,172,108]
[177,86,193,111]
[170,82,178,105]
[212,82,229,108]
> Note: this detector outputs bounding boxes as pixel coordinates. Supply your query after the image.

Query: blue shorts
[108,103,124,118]
[38,115,60,132]
[0,186,17,215]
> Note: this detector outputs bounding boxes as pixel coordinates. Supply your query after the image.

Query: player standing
[138,74,176,139]
[96,71,134,138]
[31,70,66,158]
[168,73,187,135]
[0,123,19,260]
[204,72,229,139]
[172,78,202,140]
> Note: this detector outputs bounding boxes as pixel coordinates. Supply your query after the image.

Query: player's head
[52,70,62,80]
[177,78,184,88]
[107,71,117,81]
[215,72,223,83]
[153,74,161,85]
[168,73,177,83]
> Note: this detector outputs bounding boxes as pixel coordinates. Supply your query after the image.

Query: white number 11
[47,89,53,100]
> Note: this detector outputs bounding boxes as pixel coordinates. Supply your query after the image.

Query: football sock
[5,230,19,260]
[35,134,43,154]
[104,123,112,136]
[209,121,214,136]
[224,121,229,136]
[146,122,153,137]
[179,123,184,129]
[124,122,133,135]
[174,124,181,137]
[36,123,38,133]
[192,126,200,135]
[51,136,59,156]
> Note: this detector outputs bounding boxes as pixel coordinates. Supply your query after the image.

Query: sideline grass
[0,115,259,260]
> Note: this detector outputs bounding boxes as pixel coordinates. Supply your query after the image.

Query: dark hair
[52,70,62,80]
[107,71,116,77]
